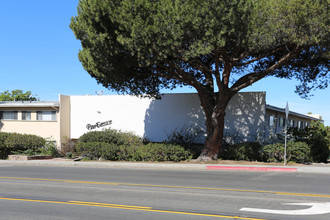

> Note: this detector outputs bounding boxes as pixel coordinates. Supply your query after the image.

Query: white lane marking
[240,202,330,215]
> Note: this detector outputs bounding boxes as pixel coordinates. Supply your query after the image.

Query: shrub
[40,140,61,157]
[79,129,143,146]
[262,141,311,163]
[0,132,47,158]
[165,125,204,158]
[76,142,128,160]
[219,142,263,161]
[309,132,329,163]
[5,133,46,152]
[61,136,76,156]
[76,142,110,160]
[308,122,329,163]
[134,143,192,162]
[0,132,12,159]
[166,126,204,146]
[287,121,329,163]
[76,142,192,162]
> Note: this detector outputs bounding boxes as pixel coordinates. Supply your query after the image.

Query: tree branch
[235,47,286,67]
[231,47,303,92]
[214,46,223,94]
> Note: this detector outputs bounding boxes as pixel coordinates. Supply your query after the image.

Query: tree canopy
[71,0,329,160]
[0,90,38,101]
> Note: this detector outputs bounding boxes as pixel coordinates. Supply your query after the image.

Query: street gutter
[1,159,330,174]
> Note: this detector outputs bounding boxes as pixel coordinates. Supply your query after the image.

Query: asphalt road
[0,165,330,220]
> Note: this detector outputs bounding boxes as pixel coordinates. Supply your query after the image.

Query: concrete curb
[0,160,330,174]
[206,165,297,172]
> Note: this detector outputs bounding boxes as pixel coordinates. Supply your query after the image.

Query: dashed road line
[1,176,330,199]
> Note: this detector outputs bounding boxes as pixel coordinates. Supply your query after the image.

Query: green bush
[287,121,329,163]
[76,142,192,162]
[5,133,46,152]
[165,126,204,158]
[76,142,111,160]
[308,122,329,163]
[134,143,192,162]
[0,132,47,158]
[262,141,311,163]
[39,140,61,157]
[219,142,263,161]
[79,129,143,146]
[0,132,12,159]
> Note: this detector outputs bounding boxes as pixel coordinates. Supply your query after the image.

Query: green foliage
[0,90,38,101]
[5,133,46,152]
[0,132,47,158]
[308,122,329,163]
[262,141,311,163]
[166,126,203,146]
[70,0,328,97]
[79,129,144,146]
[40,140,61,157]
[165,125,204,158]
[76,142,191,162]
[288,121,329,162]
[11,149,36,156]
[0,132,12,159]
[71,0,329,159]
[66,152,73,159]
[219,142,263,161]
[76,142,115,160]
[60,136,76,157]
[134,143,192,162]
[77,129,191,161]
[287,126,310,142]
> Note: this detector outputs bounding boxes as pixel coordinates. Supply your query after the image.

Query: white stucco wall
[224,92,266,143]
[70,95,152,139]
[70,92,266,143]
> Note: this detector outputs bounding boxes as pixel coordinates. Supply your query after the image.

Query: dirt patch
[8,155,53,161]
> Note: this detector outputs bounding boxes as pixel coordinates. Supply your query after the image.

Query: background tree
[70,0,329,161]
[0,90,38,101]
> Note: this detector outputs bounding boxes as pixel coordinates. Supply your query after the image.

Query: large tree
[0,90,38,101]
[70,0,329,160]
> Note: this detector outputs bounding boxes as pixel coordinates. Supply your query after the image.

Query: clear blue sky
[1,0,329,125]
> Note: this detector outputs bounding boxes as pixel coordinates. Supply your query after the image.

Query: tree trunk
[197,108,226,161]
[196,89,233,161]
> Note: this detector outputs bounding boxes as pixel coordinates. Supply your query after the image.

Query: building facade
[0,95,70,148]
[0,92,321,150]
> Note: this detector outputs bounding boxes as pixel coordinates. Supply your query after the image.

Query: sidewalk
[1,159,330,174]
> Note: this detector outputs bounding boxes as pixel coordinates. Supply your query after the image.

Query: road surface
[0,165,329,219]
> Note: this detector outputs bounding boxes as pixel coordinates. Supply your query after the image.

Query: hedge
[133,143,192,161]
[76,127,328,163]
[0,132,12,159]
[262,141,311,163]
[219,142,263,161]
[76,142,192,162]
[79,129,144,146]
[5,133,45,152]
[0,132,46,158]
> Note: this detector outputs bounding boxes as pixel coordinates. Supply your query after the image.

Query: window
[298,121,302,129]
[269,115,275,126]
[1,111,18,120]
[22,111,31,120]
[37,111,56,121]
[289,119,294,127]
[279,117,285,127]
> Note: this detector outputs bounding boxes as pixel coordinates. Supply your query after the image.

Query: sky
[1,1,329,126]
